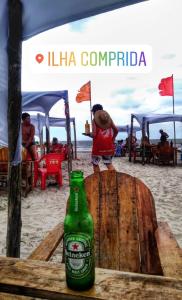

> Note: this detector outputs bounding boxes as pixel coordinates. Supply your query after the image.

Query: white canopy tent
[131,113,182,138]
[133,113,182,128]
[30,114,77,159]
[21,90,73,163]
[129,113,182,162]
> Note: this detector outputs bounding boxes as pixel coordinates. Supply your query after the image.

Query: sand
[0,152,182,262]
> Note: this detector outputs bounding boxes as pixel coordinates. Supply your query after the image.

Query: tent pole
[37,113,43,155]
[40,130,44,154]
[147,122,150,141]
[89,81,92,124]
[73,119,77,159]
[65,97,72,173]
[46,113,50,153]
[142,118,145,165]
[37,113,42,146]
[172,75,176,147]
[6,0,22,258]
[173,121,176,147]
[129,115,133,162]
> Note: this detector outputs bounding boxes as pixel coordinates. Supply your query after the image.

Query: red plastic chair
[36,153,64,190]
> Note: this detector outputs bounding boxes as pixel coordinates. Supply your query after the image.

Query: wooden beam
[117,173,140,272]
[6,0,22,257]
[135,178,163,275]
[0,293,31,300]
[141,117,145,165]
[73,119,77,159]
[98,171,120,270]
[147,121,150,140]
[155,222,182,279]
[46,114,50,153]
[129,115,134,162]
[0,256,181,300]
[64,98,72,173]
[28,223,64,261]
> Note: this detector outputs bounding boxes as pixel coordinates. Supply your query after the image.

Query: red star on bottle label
[72,243,79,250]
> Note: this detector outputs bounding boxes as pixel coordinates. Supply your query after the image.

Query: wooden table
[0,256,181,299]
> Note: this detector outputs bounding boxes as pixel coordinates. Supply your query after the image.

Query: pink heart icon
[35,53,44,64]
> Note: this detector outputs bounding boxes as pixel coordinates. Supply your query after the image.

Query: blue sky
[22,0,182,142]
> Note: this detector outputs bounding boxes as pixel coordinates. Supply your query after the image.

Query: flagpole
[172,74,176,147]
[89,81,92,125]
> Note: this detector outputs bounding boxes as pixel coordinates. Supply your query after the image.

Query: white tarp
[22,91,68,114]
[132,113,182,127]
[30,114,75,136]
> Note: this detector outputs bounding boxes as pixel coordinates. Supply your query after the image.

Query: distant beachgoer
[22,112,37,160]
[50,137,63,153]
[140,135,153,162]
[125,134,137,153]
[159,129,169,144]
[115,140,124,157]
[141,135,150,148]
[90,104,118,173]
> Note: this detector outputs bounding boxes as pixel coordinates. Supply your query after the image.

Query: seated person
[63,143,74,159]
[128,135,137,151]
[140,135,153,161]
[159,129,169,146]
[50,137,63,153]
[22,113,37,160]
[141,135,151,148]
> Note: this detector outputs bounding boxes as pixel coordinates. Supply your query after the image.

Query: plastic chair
[37,153,64,190]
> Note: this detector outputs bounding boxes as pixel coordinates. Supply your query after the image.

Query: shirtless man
[22,113,37,160]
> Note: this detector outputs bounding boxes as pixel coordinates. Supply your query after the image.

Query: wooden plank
[0,257,182,300]
[85,173,100,267]
[28,223,64,261]
[98,171,119,269]
[0,293,33,300]
[7,0,22,258]
[64,99,72,173]
[135,178,163,275]
[155,222,182,279]
[117,173,140,272]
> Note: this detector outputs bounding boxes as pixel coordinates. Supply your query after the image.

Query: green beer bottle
[64,170,95,290]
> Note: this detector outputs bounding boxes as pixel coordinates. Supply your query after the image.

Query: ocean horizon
[74,139,182,152]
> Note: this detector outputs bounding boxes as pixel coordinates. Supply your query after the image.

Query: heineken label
[64,232,93,279]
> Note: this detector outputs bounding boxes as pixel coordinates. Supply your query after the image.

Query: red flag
[76,81,91,103]
[158,76,173,96]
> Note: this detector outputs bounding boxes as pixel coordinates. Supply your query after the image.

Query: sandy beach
[0,152,182,262]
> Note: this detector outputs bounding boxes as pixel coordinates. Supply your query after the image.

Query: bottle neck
[68,180,88,214]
